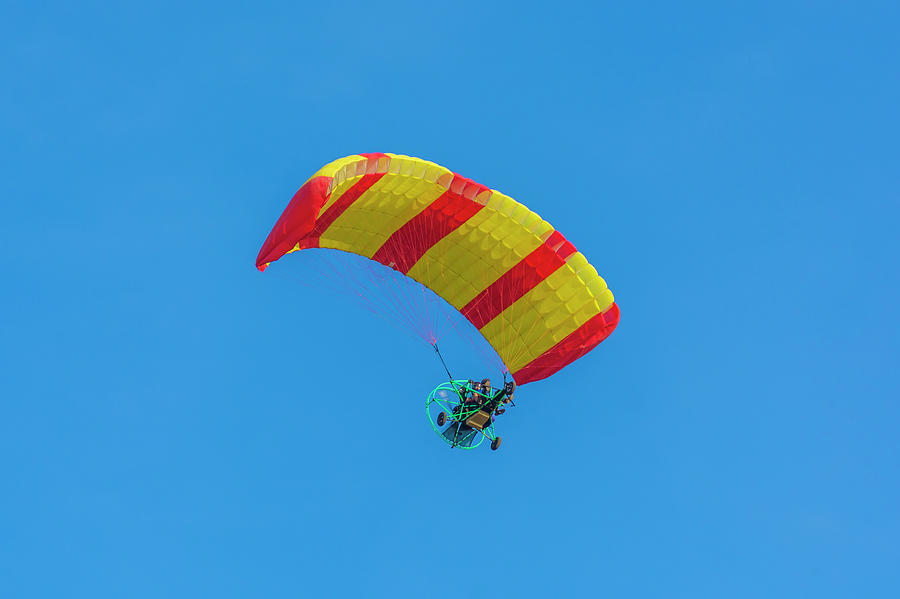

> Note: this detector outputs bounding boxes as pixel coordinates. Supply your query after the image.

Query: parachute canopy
[257,153,619,384]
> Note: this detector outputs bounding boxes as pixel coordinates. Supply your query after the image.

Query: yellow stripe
[479,256,615,373]
[406,203,550,309]
[316,155,372,215]
[311,154,367,180]
[319,157,452,258]
[317,154,399,224]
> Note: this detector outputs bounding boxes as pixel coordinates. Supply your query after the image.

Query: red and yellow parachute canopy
[257,153,619,384]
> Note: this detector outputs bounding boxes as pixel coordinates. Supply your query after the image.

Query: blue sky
[2,1,898,596]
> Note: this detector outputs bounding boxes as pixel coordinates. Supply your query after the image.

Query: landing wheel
[436,411,447,426]
[491,436,502,451]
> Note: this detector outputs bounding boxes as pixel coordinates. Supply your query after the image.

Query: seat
[465,410,491,430]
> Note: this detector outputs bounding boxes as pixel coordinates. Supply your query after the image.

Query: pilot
[494,380,515,415]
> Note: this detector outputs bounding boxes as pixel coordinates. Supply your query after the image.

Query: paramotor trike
[425,380,510,450]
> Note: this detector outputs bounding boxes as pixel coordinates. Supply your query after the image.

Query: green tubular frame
[425,379,498,449]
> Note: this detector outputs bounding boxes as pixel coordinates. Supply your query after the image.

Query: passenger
[478,378,492,404]
[464,380,483,406]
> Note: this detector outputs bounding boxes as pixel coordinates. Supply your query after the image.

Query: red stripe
[371,174,486,274]
[305,171,386,246]
[461,231,573,330]
[511,302,620,385]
